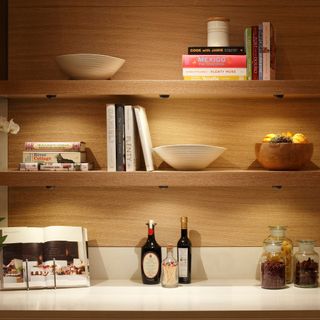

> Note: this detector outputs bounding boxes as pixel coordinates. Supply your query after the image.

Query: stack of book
[20,142,91,171]
[182,47,247,80]
[244,21,275,80]
[106,104,154,172]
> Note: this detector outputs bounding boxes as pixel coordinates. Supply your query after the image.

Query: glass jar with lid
[294,240,319,288]
[161,244,178,288]
[265,226,293,283]
[260,239,286,289]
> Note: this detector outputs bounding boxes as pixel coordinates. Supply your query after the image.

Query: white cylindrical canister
[207,17,230,47]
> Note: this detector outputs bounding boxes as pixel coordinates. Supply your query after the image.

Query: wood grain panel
[8,186,320,247]
[8,0,320,80]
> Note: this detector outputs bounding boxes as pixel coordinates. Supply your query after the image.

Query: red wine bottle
[141,220,162,284]
[177,216,192,283]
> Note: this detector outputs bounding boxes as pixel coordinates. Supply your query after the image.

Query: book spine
[263,21,271,80]
[39,163,75,171]
[115,104,125,171]
[19,162,39,171]
[24,142,85,152]
[39,163,92,171]
[183,75,247,80]
[22,152,86,164]
[134,106,154,172]
[188,46,245,55]
[244,27,252,80]
[124,105,136,172]
[252,26,259,80]
[106,104,116,172]
[183,67,246,76]
[182,55,246,68]
[270,23,276,80]
[258,24,263,80]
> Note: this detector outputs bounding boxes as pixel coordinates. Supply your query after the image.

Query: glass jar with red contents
[260,240,286,289]
[294,240,319,288]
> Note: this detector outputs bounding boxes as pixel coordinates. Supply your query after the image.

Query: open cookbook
[0,226,89,290]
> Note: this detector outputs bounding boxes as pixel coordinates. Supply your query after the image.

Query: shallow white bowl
[55,53,125,79]
[153,144,226,170]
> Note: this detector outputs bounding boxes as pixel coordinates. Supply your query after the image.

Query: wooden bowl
[255,143,313,170]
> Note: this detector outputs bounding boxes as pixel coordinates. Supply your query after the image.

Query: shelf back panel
[8,0,320,80]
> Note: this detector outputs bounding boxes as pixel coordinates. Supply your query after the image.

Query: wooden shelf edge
[1,170,320,187]
[0,80,319,99]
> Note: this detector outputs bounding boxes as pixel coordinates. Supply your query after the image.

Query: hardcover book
[244,27,252,80]
[262,21,276,80]
[22,152,86,164]
[183,67,246,77]
[24,142,86,152]
[252,25,259,80]
[182,54,246,68]
[188,47,245,55]
[116,104,125,171]
[133,106,154,172]
[124,105,140,172]
[183,75,246,80]
[0,226,89,290]
[106,104,116,172]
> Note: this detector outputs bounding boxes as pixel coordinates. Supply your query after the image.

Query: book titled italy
[0,226,89,290]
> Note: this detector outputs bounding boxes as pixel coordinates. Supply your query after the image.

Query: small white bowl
[55,53,125,79]
[153,144,226,170]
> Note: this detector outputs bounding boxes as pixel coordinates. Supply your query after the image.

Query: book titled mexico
[24,142,86,152]
[182,54,246,68]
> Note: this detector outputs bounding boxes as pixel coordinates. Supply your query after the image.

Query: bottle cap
[269,225,287,237]
[181,216,188,229]
[146,220,156,228]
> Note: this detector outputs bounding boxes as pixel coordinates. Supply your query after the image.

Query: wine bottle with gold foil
[177,217,192,284]
[141,220,162,284]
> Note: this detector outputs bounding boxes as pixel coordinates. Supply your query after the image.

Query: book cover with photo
[0,226,89,290]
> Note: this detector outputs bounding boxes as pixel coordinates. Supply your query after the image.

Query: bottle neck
[148,227,155,240]
[181,228,188,237]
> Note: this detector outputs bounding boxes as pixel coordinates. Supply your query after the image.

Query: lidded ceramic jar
[207,17,230,47]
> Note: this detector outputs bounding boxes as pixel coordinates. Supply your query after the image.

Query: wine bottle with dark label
[141,220,162,284]
[177,216,192,284]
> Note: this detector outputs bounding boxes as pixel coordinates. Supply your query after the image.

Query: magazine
[0,226,89,290]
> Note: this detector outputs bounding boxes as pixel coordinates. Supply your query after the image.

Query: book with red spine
[252,25,259,80]
[182,55,246,68]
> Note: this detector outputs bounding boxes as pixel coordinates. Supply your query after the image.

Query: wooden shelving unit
[1,169,320,187]
[0,80,319,99]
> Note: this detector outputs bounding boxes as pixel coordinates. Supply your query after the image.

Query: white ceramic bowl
[153,144,226,170]
[55,53,125,79]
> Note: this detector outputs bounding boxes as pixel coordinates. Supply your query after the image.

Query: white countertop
[0,280,320,311]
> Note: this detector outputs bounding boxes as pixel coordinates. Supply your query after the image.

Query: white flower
[0,116,20,134]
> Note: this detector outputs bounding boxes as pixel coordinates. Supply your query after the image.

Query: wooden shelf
[1,169,320,187]
[0,80,319,99]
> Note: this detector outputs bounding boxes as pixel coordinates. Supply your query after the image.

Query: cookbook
[0,226,89,290]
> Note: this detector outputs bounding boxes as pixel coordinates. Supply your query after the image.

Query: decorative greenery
[0,217,7,248]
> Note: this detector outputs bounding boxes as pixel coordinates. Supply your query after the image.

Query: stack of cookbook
[19,141,92,171]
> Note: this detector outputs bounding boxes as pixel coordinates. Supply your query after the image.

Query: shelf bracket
[0,97,8,227]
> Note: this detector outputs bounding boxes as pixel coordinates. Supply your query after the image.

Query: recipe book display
[0,226,89,290]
